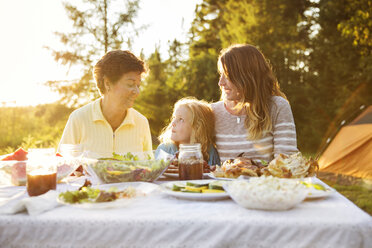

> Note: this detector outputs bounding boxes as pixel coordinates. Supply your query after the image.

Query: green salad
[91,152,170,183]
[59,186,137,204]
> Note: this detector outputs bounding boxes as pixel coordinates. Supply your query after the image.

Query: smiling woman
[58,50,152,157]
[213,44,298,163]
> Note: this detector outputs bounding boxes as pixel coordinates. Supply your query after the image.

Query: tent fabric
[319,106,372,179]
[350,105,372,125]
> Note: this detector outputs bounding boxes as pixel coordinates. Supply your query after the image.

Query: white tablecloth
[0,179,371,248]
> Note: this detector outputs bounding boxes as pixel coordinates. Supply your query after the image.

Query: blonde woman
[155,97,220,166]
[213,44,298,163]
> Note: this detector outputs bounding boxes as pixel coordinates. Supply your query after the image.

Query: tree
[46,0,144,107]
[308,0,372,154]
[134,47,171,140]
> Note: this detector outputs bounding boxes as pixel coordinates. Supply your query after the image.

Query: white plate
[160,180,230,201]
[57,182,159,209]
[163,172,210,179]
[302,179,335,199]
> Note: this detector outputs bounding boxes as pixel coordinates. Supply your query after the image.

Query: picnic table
[0,177,371,248]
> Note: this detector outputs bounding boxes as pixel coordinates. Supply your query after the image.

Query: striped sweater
[211,96,298,163]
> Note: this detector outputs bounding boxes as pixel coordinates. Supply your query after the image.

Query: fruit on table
[11,162,26,186]
[1,148,28,161]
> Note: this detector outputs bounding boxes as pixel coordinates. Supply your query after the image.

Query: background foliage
[1,0,371,155]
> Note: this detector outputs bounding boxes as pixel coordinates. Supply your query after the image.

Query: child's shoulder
[156,143,178,154]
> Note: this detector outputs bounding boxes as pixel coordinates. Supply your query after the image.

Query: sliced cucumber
[186,182,210,188]
[172,183,186,191]
[208,181,226,190]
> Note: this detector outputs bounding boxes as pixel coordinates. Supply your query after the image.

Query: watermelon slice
[0,148,28,186]
[11,162,26,186]
[1,148,28,161]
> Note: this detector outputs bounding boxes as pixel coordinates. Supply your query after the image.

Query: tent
[318,105,372,179]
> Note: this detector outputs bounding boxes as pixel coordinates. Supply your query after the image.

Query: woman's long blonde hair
[159,97,216,161]
[218,44,286,140]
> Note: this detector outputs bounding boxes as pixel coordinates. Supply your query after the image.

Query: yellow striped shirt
[58,98,152,157]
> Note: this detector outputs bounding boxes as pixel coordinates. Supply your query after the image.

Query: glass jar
[178,144,203,180]
[26,148,57,196]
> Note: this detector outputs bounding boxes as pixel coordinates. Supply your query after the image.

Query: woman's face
[218,73,240,101]
[171,106,192,145]
[107,71,141,109]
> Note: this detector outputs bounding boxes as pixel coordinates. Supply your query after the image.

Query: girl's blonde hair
[218,44,286,140]
[159,97,216,161]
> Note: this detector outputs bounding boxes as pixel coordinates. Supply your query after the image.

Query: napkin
[0,190,61,215]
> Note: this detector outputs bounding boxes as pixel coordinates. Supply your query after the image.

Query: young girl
[155,97,220,166]
[213,44,298,163]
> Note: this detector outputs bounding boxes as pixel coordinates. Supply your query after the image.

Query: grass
[318,172,372,215]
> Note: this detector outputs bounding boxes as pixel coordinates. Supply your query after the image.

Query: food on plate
[171,180,226,193]
[267,152,318,178]
[212,152,318,179]
[226,176,308,210]
[88,152,170,183]
[213,157,268,178]
[301,181,327,191]
[59,184,143,204]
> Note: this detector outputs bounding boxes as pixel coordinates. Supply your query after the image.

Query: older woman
[59,50,152,157]
[212,44,298,163]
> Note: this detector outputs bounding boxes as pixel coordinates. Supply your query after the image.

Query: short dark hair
[93,50,147,94]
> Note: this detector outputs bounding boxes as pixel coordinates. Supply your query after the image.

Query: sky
[0,0,200,106]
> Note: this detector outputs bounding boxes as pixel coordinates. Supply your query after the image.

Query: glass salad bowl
[82,151,172,184]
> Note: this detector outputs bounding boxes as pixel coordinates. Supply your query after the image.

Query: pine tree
[46,0,144,107]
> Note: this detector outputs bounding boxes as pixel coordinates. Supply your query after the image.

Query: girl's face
[218,73,240,101]
[171,106,193,145]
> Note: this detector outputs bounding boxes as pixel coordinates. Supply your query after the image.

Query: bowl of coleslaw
[224,176,309,211]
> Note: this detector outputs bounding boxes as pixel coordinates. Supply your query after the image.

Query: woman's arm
[272,98,298,157]
[142,119,153,152]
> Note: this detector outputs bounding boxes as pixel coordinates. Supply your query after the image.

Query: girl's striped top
[211,96,298,163]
